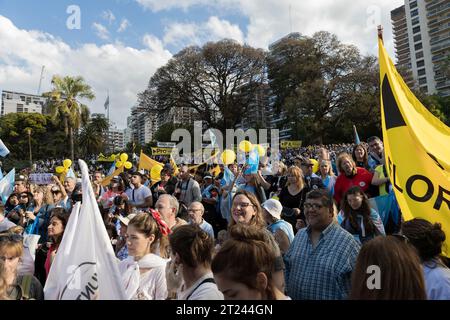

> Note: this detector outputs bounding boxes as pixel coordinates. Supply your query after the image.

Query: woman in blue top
[337,186,385,244]
[318,160,336,196]
[24,186,53,244]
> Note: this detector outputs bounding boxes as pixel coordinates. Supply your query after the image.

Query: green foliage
[44,75,95,160]
[0,113,68,171]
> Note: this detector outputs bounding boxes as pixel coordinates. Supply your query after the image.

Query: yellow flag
[209,165,221,177]
[101,166,124,187]
[138,151,163,171]
[379,38,450,256]
[170,155,179,176]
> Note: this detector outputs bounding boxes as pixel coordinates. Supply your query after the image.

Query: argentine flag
[0,168,15,204]
[0,139,10,157]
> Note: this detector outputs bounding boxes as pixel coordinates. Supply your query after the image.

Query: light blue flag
[221,167,234,187]
[0,168,15,204]
[353,125,361,145]
[0,169,3,180]
[0,139,10,157]
[207,129,217,147]
[368,191,400,228]
[245,147,259,174]
[66,167,76,179]
[107,161,116,176]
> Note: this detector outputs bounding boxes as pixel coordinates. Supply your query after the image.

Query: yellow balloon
[56,166,65,174]
[311,159,319,173]
[63,159,72,168]
[124,161,132,169]
[120,153,128,162]
[221,149,236,165]
[150,165,163,181]
[239,140,253,153]
[255,145,265,157]
[116,161,124,168]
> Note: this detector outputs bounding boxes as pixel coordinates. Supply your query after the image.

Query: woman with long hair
[277,166,307,231]
[350,235,427,300]
[402,218,450,299]
[229,190,266,230]
[338,186,385,244]
[211,224,289,300]
[0,232,43,300]
[24,186,53,244]
[352,143,371,171]
[119,211,170,300]
[43,208,70,278]
[318,160,336,196]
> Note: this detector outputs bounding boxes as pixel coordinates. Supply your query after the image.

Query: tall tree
[44,75,94,160]
[140,39,266,131]
[267,31,380,144]
[77,115,110,157]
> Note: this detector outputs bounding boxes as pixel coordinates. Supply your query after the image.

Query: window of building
[416,51,424,59]
[421,86,428,92]
[418,68,426,76]
[419,77,427,85]
[415,43,423,50]
[412,17,419,25]
[410,1,417,9]
[417,60,425,68]
[414,34,422,42]
[20,96,25,102]
[411,9,418,17]
[413,25,421,34]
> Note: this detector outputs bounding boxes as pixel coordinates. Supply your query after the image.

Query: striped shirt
[284,222,360,300]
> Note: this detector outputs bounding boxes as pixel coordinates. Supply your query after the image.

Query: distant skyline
[0,0,403,129]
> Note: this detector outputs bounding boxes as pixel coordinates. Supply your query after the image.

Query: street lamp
[26,128,32,167]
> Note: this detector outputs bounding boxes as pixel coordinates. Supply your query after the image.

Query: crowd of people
[0,136,449,300]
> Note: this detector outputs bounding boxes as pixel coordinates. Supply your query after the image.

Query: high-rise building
[391,0,450,96]
[1,90,47,116]
[107,125,125,153]
[129,106,158,146]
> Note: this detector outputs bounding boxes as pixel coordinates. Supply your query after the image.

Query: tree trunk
[69,126,74,161]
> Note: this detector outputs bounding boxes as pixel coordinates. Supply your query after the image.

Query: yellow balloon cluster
[239,140,253,153]
[221,149,236,165]
[116,153,132,170]
[55,159,72,175]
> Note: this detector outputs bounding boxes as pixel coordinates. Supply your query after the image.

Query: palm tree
[77,115,110,157]
[44,75,95,160]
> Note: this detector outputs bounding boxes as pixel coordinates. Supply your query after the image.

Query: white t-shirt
[126,185,152,207]
[177,272,224,300]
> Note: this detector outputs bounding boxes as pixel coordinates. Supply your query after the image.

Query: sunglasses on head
[0,233,23,243]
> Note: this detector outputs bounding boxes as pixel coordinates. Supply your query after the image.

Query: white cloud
[117,19,131,33]
[137,0,403,57]
[163,16,244,47]
[102,10,116,25]
[92,22,110,40]
[0,15,172,129]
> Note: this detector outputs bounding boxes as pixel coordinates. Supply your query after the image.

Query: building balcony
[427,3,450,19]
[426,0,447,11]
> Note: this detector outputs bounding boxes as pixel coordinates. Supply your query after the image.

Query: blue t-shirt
[268,219,294,244]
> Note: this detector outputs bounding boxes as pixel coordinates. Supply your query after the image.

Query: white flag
[0,139,10,157]
[44,159,126,300]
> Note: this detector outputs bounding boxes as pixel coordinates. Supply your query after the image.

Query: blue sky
[0,0,403,129]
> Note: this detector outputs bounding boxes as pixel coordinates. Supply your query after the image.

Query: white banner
[44,159,126,300]
[157,141,176,148]
[28,173,53,185]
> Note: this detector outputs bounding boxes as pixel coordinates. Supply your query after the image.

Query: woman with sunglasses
[50,176,71,212]
[0,232,44,300]
[6,192,33,226]
[4,193,19,218]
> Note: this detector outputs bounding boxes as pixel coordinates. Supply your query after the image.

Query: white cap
[117,213,137,226]
[261,198,283,220]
